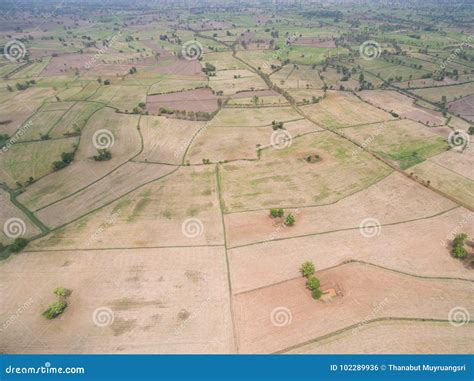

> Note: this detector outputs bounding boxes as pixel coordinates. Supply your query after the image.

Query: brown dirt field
[271,65,324,90]
[18,108,142,211]
[300,91,394,129]
[427,145,474,181]
[137,115,205,164]
[0,190,40,243]
[0,246,234,353]
[228,207,474,294]
[286,321,474,354]
[209,69,269,96]
[448,94,474,122]
[232,262,473,353]
[293,38,336,48]
[409,160,474,208]
[147,88,219,113]
[188,119,322,164]
[219,131,391,212]
[150,58,203,76]
[359,90,445,126]
[30,166,223,250]
[41,54,95,75]
[231,90,279,99]
[208,106,301,127]
[225,172,455,248]
[36,162,175,228]
[0,87,55,135]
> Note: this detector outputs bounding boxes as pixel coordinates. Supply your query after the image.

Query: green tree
[269,208,284,218]
[311,288,323,300]
[43,301,67,319]
[306,276,320,291]
[10,237,28,252]
[284,213,295,226]
[53,287,71,297]
[300,261,315,278]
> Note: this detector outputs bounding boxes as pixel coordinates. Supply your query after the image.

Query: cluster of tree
[158,108,213,121]
[93,148,112,161]
[7,80,35,92]
[43,287,71,320]
[269,208,296,226]
[452,233,469,259]
[0,237,28,255]
[52,151,75,171]
[129,66,137,75]
[300,262,322,300]
[202,62,216,75]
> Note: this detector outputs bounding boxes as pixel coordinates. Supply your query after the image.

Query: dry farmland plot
[411,82,474,103]
[18,108,141,211]
[202,52,247,71]
[0,247,234,353]
[35,161,174,228]
[147,88,220,114]
[233,263,474,353]
[88,85,148,111]
[209,106,301,127]
[409,159,474,209]
[209,69,268,96]
[427,146,474,181]
[228,206,474,294]
[50,102,105,137]
[148,78,209,94]
[0,189,40,243]
[136,115,205,164]
[300,91,394,129]
[188,119,322,164]
[358,90,446,126]
[270,65,324,90]
[0,87,55,135]
[448,94,474,122]
[342,120,448,169]
[30,166,223,250]
[15,108,70,142]
[286,321,474,354]
[219,131,391,212]
[224,172,456,248]
[0,138,78,188]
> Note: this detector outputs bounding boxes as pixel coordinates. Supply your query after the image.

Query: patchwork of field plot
[1,5,473,356]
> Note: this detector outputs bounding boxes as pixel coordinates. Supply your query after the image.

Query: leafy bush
[284,213,296,226]
[300,261,315,278]
[42,301,67,319]
[306,276,320,291]
[53,287,71,297]
[269,208,284,218]
[93,148,112,161]
[452,233,468,259]
[10,237,28,252]
[311,288,323,300]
